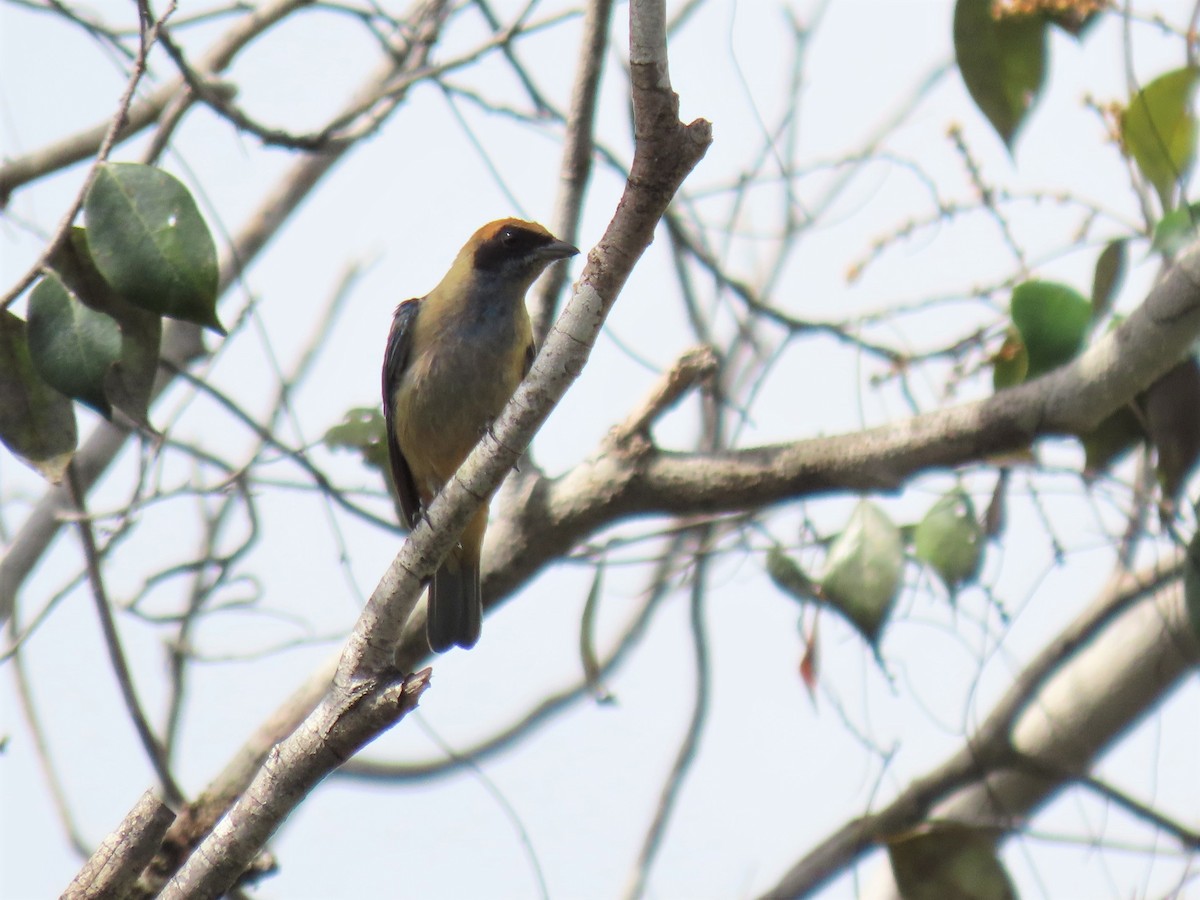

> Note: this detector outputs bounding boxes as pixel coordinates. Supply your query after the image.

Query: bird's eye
[501,228,516,246]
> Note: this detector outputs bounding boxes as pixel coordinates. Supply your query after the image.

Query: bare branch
[62,791,174,900]
[336,530,683,782]
[530,0,615,340]
[65,464,184,806]
[0,0,176,310]
[0,0,451,630]
[621,529,712,900]
[759,560,1200,898]
[611,345,719,447]
[0,0,310,205]
[149,3,711,892]
[157,669,430,899]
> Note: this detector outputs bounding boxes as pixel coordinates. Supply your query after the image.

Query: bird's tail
[426,546,482,652]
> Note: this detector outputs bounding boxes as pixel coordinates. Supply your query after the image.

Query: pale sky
[2,1,1198,898]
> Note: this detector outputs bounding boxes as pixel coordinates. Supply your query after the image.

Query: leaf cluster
[1,163,220,481]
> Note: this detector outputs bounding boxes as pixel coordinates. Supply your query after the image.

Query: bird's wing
[382,298,423,528]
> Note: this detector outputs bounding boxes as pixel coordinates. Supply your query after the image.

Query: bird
[383,218,579,652]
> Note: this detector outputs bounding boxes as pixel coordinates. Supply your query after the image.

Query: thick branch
[480,238,1200,602]
[147,235,1200,875]
[156,670,430,900]
[145,1,711,895]
[759,561,1200,898]
[62,791,174,900]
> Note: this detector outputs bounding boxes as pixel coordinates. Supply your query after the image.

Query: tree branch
[759,560,1200,898]
[144,1,711,895]
[62,791,174,900]
[530,0,614,341]
[0,0,452,630]
[0,0,311,206]
[133,235,1200,890]
[156,669,431,900]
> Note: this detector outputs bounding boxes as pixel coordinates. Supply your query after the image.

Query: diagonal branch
[757,559,1200,899]
[62,791,175,900]
[0,0,452,631]
[529,0,615,342]
[148,2,711,896]
[477,238,1200,608]
[146,234,1200,881]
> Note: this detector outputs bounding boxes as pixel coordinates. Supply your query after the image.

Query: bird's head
[454,218,579,297]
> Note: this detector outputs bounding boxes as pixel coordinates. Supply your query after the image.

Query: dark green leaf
[983,470,1009,540]
[1010,280,1091,379]
[767,546,820,604]
[820,500,903,646]
[1090,239,1127,322]
[50,227,162,429]
[1140,355,1200,517]
[84,162,223,334]
[1150,204,1200,257]
[1184,526,1200,643]
[1080,404,1145,478]
[0,311,77,481]
[27,271,121,417]
[324,407,389,472]
[888,823,1016,900]
[953,0,1048,148]
[1121,67,1200,211]
[914,489,983,593]
[1048,9,1100,39]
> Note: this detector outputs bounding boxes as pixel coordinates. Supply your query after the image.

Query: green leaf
[49,227,162,429]
[1090,239,1127,322]
[1184,526,1200,643]
[27,271,122,418]
[888,823,1016,900]
[1140,354,1200,517]
[1010,280,1091,379]
[992,328,1029,391]
[84,162,223,334]
[324,406,389,472]
[914,489,983,593]
[1150,204,1200,257]
[766,546,820,604]
[1121,67,1200,211]
[820,500,903,646]
[1080,404,1145,478]
[953,0,1048,149]
[0,311,77,481]
[1048,8,1101,39]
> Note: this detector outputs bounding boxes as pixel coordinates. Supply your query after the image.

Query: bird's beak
[536,239,580,261]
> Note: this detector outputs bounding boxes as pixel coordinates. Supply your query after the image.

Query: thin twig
[64,463,185,806]
[1080,773,1200,849]
[338,530,686,781]
[620,527,713,900]
[530,0,614,340]
[0,0,177,310]
[161,364,400,533]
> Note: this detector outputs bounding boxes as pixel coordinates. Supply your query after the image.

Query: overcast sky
[3,1,1198,898]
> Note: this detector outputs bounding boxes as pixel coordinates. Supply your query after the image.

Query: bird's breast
[392,298,530,489]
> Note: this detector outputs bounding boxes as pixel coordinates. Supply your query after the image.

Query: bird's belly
[395,337,522,487]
